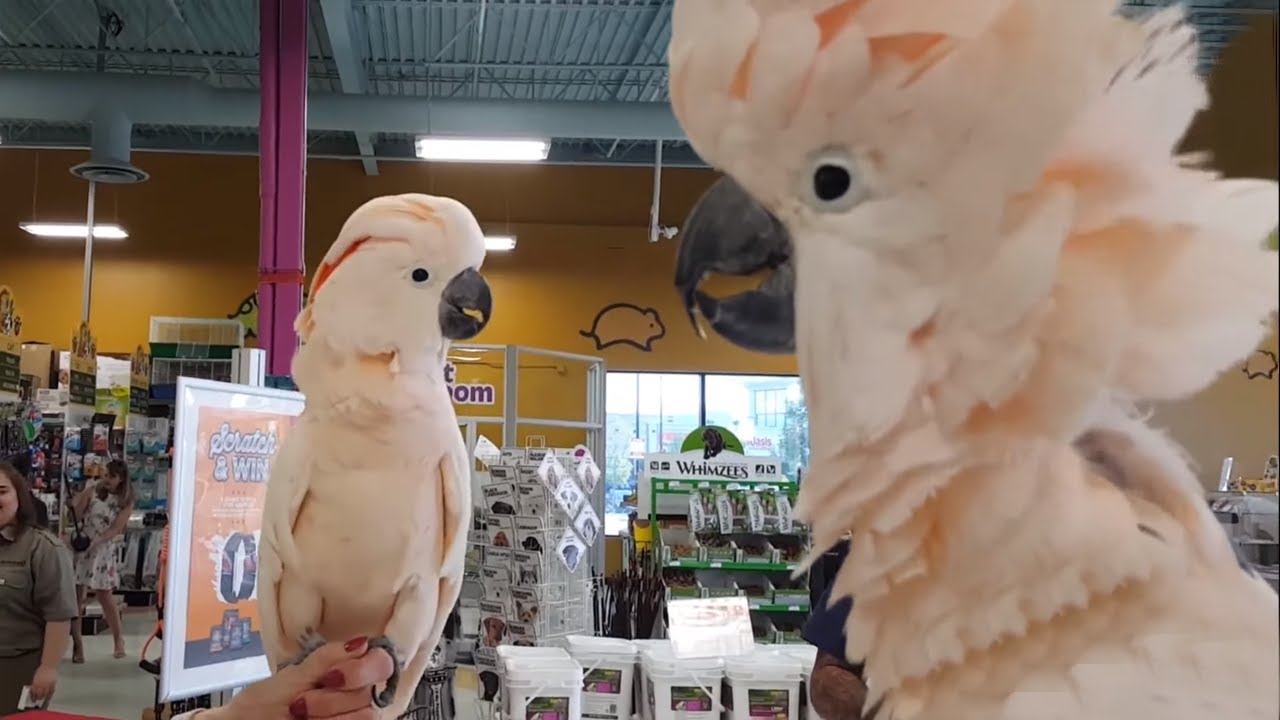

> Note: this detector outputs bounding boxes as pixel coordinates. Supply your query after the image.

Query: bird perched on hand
[260,193,491,716]
[672,2,1279,718]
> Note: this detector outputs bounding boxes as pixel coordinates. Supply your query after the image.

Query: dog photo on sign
[557,526,587,573]
[554,476,586,518]
[575,504,601,547]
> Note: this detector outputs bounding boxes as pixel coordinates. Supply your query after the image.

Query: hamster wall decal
[1243,349,1278,380]
[580,303,666,352]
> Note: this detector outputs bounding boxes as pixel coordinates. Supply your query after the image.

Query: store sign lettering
[673,460,750,480]
[444,361,496,406]
[209,423,279,483]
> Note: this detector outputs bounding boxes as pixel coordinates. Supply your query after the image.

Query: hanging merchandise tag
[538,451,567,490]
[776,493,794,534]
[473,435,501,468]
[689,494,707,532]
[557,525,587,573]
[571,444,594,463]
[667,596,754,659]
[554,475,586,519]
[715,491,734,533]
[574,504,601,548]
[577,456,601,493]
[746,492,765,533]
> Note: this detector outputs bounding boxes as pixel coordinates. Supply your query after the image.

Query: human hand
[205,637,394,720]
[29,664,58,703]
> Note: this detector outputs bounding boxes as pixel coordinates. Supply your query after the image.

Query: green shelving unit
[649,473,812,641]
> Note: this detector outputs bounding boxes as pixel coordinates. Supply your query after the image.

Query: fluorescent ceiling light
[415,136,550,163]
[20,222,128,240]
[484,235,517,252]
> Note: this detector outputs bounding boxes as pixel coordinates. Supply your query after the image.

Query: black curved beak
[674,176,795,354]
[439,268,492,340]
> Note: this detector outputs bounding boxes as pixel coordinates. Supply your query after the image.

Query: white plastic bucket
[566,636,639,720]
[777,645,820,720]
[725,650,803,720]
[498,646,583,720]
[630,639,671,720]
[641,647,725,720]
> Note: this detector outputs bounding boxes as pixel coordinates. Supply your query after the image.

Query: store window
[604,373,703,536]
[605,371,810,536]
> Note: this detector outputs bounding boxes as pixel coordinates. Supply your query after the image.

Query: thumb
[293,637,370,687]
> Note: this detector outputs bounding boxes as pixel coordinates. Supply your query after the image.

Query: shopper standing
[0,461,77,714]
[804,540,869,720]
[70,458,135,662]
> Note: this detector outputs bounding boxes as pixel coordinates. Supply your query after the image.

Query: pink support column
[258,0,309,377]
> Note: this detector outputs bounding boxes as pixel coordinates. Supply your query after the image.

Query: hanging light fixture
[20,222,129,240]
[415,136,550,163]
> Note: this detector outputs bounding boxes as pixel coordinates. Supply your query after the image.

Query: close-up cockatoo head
[294,193,492,379]
[672,0,1278,451]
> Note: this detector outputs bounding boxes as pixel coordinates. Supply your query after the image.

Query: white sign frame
[160,377,305,702]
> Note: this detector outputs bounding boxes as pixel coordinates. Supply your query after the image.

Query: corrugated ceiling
[0,0,1273,166]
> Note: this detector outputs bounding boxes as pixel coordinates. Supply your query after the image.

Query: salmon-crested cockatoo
[260,194,490,715]
[672,2,1279,718]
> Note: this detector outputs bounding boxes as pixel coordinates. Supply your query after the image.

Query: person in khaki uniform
[0,460,77,714]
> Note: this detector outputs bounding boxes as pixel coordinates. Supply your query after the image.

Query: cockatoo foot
[367,635,402,709]
[278,628,328,671]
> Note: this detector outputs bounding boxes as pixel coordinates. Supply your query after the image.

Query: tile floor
[47,607,482,720]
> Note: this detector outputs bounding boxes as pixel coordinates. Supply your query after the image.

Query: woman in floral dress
[69,459,135,662]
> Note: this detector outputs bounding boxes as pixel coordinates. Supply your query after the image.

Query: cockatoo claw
[367,636,402,709]
[279,628,329,671]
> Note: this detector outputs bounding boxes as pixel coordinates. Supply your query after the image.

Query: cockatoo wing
[425,435,471,655]
[259,426,315,671]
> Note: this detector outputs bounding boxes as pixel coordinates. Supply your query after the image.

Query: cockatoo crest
[295,194,491,377]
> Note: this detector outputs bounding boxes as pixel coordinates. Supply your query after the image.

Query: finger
[291,688,371,719]
[312,645,395,691]
[294,637,372,686]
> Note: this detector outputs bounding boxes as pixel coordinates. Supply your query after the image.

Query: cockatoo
[260,194,490,715]
[671,2,1279,718]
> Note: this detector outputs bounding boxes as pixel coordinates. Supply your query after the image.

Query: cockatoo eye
[804,150,866,213]
[814,165,851,201]
[410,268,431,285]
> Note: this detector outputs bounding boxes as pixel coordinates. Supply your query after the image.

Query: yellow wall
[0,149,794,376]
[1,18,1274,477]
[1160,15,1279,485]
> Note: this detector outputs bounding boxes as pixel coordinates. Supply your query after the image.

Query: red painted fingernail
[289,697,308,719]
[321,668,346,689]
[344,636,368,652]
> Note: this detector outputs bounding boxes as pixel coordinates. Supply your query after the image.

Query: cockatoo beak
[439,268,493,340]
[674,176,796,354]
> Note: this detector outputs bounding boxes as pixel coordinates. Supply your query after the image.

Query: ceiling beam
[0,70,685,140]
[319,0,377,175]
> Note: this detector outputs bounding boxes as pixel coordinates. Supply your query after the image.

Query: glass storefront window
[604,372,809,536]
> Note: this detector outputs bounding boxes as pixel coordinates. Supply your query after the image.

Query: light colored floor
[50,608,159,719]
[49,608,483,720]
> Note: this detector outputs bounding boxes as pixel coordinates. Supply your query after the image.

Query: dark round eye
[411,268,430,284]
[813,164,852,202]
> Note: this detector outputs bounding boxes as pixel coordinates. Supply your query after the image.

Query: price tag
[667,597,754,659]
[709,562,723,569]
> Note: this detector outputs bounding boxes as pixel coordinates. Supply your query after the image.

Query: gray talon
[367,636,401,709]
[281,629,328,671]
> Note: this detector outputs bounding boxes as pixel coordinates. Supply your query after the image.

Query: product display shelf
[649,475,813,638]
[147,317,244,404]
[470,447,602,717]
